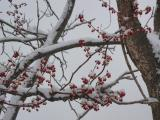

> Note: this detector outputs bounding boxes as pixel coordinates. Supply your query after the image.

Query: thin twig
[121,43,147,99]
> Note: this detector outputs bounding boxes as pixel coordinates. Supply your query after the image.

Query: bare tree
[0,0,159,120]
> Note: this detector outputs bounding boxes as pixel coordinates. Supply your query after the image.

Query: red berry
[82,78,89,84]
[119,90,126,97]
[13,51,19,58]
[79,40,85,47]
[106,72,111,78]
[145,6,151,14]
[0,72,6,77]
[69,84,77,89]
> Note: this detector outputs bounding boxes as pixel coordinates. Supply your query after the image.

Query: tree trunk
[116,0,160,120]
[154,0,160,32]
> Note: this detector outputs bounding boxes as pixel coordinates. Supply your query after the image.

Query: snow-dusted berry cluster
[5,1,27,34]
[69,70,125,111]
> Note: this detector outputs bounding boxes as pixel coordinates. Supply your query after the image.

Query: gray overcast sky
[0,0,156,120]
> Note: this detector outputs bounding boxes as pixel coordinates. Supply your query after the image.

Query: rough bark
[154,0,160,32]
[116,0,160,120]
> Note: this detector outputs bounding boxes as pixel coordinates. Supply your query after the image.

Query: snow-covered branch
[9,38,120,82]
[0,19,46,36]
[102,70,138,89]
[112,97,159,105]
[0,70,155,105]
[0,79,159,107]
[0,36,46,43]
[45,0,76,45]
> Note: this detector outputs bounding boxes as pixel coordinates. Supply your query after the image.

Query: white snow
[3,60,42,120]
[27,26,46,34]
[0,94,6,101]
[44,0,73,45]
[120,26,126,31]
[18,37,104,72]
[123,17,129,21]
[3,95,23,120]
[0,36,46,43]
[0,65,6,72]
[147,32,160,63]
[157,68,160,74]
[147,97,159,103]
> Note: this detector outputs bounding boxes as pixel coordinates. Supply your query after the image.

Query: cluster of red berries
[81,100,99,111]
[79,40,86,47]
[5,2,27,35]
[100,0,117,14]
[133,2,152,16]
[22,97,47,112]
[80,88,126,111]
[0,50,22,85]
[68,69,124,112]
[40,58,56,77]
[78,14,84,22]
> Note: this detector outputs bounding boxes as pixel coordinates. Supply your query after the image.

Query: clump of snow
[0,65,6,72]
[157,68,160,74]
[120,26,126,31]
[27,25,46,34]
[147,97,159,103]
[0,94,6,101]
[123,17,129,21]
[147,32,160,63]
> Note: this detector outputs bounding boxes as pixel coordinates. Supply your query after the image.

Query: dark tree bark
[116,0,160,120]
[154,0,160,32]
